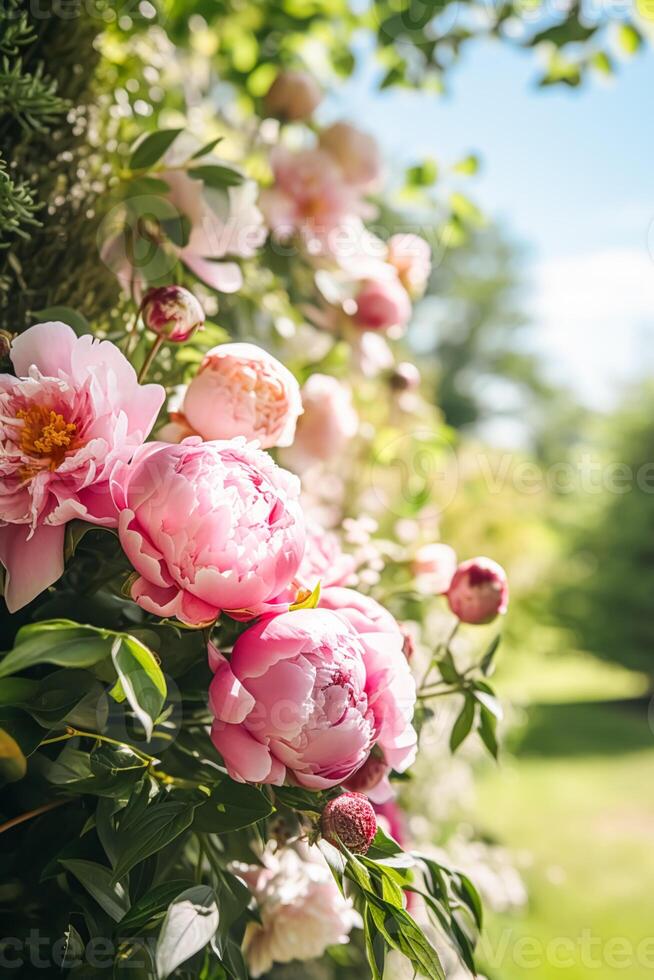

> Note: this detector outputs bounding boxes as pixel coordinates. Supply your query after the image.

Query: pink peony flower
[0,322,164,611]
[319,587,418,801]
[141,285,205,343]
[264,70,322,121]
[296,518,356,590]
[209,603,412,789]
[321,791,377,854]
[413,542,458,594]
[281,373,357,471]
[387,233,432,297]
[111,438,305,626]
[447,556,509,625]
[319,121,382,190]
[236,843,360,978]
[175,343,302,449]
[353,275,412,334]
[160,170,266,293]
[260,147,363,245]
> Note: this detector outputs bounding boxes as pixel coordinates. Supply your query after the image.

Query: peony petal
[182,254,243,293]
[0,523,65,612]
[210,721,280,783]
[10,321,77,378]
[209,659,256,724]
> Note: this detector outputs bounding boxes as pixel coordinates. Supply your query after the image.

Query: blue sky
[324,35,654,412]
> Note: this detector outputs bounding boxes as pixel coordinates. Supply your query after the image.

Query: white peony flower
[233,843,361,978]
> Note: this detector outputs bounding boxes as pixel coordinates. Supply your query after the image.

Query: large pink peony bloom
[319,587,417,801]
[169,343,302,449]
[111,438,305,626]
[0,322,164,611]
[319,121,382,190]
[209,595,416,792]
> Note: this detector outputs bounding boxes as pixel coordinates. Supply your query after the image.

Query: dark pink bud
[321,792,377,855]
[141,285,205,343]
[447,557,509,625]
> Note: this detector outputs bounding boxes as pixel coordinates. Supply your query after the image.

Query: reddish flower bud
[141,285,205,343]
[321,792,377,855]
[447,557,509,625]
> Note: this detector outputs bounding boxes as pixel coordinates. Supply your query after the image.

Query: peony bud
[344,751,388,795]
[389,361,421,392]
[141,285,205,343]
[412,543,457,594]
[319,122,381,189]
[353,277,411,334]
[321,792,377,855]
[447,557,509,625]
[264,70,322,122]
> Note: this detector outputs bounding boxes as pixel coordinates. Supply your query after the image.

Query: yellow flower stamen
[17,406,77,471]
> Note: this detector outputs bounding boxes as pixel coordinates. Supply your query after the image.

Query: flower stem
[137,334,164,383]
[0,799,70,836]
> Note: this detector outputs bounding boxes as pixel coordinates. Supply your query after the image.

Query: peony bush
[0,55,512,980]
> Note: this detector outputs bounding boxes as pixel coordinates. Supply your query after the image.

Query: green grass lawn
[472,652,654,980]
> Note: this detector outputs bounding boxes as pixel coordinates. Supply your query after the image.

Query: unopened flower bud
[389,361,421,392]
[321,792,377,855]
[447,557,509,624]
[344,752,388,795]
[264,70,322,121]
[141,285,205,343]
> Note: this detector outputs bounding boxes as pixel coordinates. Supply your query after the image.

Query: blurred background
[2,1,654,976]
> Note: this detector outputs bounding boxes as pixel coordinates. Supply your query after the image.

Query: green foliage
[551,383,654,677]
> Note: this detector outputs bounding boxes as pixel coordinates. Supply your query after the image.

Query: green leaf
[187,164,245,188]
[436,650,460,685]
[155,885,219,978]
[0,621,114,678]
[117,880,194,935]
[617,23,642,54]
[193,779,274,832]
[0,726,27,785]
[124,175,170,197]
[60,858,129,922]
[110,635,167,741]
[480,634,501,676]
[472,683,503,721]
[129,129,183,170]
[190,137,225,159]
[453,154,479,175]
[112,799,196,882]
[478,705,499,759]
[114,939,158,978]
[364,908,386,980]
[450,694,476,752]
[367,826,404,860]
[33,306,89,336]
[20,669,101,727]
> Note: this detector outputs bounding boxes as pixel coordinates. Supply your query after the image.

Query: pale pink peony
[209,602,413,789]
[281,373,357,471]
[319,121,382,190]
[387,233,432,297]
[353,275,412,334]
[0,322,164,612]
[296,518,356,590]
[176,343,302,449]
[319,586,417,801]
[236,843,360,978]
[413,542,458,594]
[111,438,305,626]
[447,556,509,625]
[260,146,363,245]
[160,170,266,293]
[264,70,322,121]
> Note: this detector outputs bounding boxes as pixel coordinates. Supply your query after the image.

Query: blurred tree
[411,226,554,432]
[551,382,654,678]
